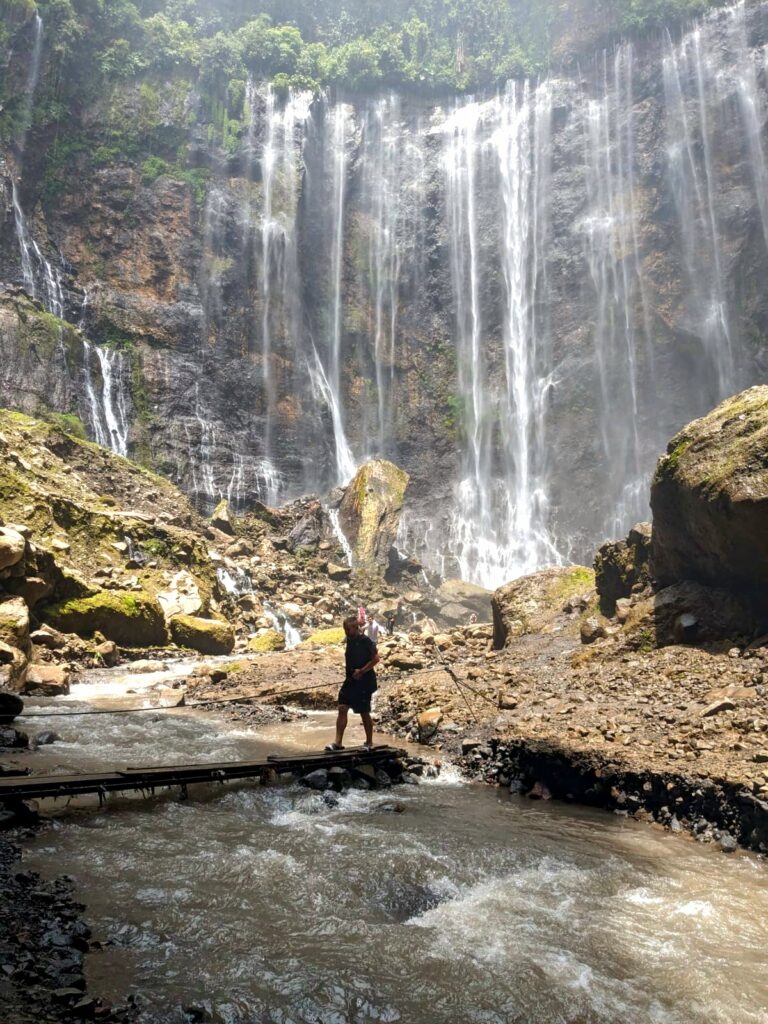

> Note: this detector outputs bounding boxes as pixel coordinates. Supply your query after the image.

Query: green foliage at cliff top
[2,0,724,104]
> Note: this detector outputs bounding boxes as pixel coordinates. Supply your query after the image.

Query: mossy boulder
[492,566,596,648]
[247,630,285,653]
[169,614,235,655]
[338,460,409,572]
[43,591,167,647]
[301,627,345,647]
[211,499,235,536]
[651,387,768,600]
[594,522,652,617]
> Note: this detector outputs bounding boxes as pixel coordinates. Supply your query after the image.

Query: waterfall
[441,86,561,589]
[580,46,649,535]
[663,20,735,397]
[17,13,43,153]
[357,95,427,454]
[323,102,356,485]
[82,342,130,457]
[327,507,354,566]
[258,85,312,483]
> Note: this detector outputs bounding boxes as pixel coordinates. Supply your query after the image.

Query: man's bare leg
[360,711,374,747]
[334,705,349,747]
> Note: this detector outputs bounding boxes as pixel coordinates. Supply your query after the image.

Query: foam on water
[18,662,768,1024]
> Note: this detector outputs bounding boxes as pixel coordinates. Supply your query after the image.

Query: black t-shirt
[345,633,377,686]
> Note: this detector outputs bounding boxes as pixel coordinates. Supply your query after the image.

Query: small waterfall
[327,507,354,566]
[11,180,65,316]
[94,346,130,457]
[17,13,43,153]
[263,602,301,649]
[82,342,130,457]
[663,20,735,397]
[323,102,356,485]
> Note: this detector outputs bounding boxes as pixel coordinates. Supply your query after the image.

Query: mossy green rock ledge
[170,615,235,655]
[651,386,768,598]
[43,591,167,647]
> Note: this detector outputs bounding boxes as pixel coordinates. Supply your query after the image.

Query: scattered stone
[701,698,736,718]
[35,731,61,746]
[299,769,329,791]
[719,834,738,853]
[417,707,443,742]
[527,781,552,800]
[326,562,352,581]
[580,616,607,645]
[95,640,118,666]
[0,690,23,723]
[0,728,28,748]
[21,663,71,696]
[0,526,26,571]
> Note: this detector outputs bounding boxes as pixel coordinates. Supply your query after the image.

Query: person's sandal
[324,742,344,752]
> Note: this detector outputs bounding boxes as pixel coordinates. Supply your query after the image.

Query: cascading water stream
[317,101,357,486]
[16,13,43,154]
[441,87,561,589]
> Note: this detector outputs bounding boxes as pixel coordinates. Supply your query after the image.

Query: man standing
[325,614,380,751]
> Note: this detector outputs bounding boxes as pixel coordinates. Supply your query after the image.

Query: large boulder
[169,615,235,655]
[210,499,235,536]
[21,664,71,697]
[623,581,755,648]
[0,526,26,572]
[247,630,285,653]
[0,597,31,654]
[157,570,204,621]
[492,566,595,649]
[0,691,23,724]
[338,460,409,572]
[594,522,652,617]
[42,591,168,647]
[651,387,768,601]
[428,579,492,626]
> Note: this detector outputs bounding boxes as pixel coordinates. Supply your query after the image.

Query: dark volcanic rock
[651,387,768,606]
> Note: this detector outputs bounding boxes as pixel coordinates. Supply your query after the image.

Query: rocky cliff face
[2,1,768,588]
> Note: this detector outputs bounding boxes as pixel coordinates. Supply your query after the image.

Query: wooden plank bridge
[0,746,406,803]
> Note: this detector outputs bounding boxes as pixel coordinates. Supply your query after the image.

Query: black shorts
[338,679,376,714]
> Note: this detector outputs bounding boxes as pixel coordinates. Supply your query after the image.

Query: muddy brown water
[18,663,768,1024]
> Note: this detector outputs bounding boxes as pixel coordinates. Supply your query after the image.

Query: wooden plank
[0,747,406,803]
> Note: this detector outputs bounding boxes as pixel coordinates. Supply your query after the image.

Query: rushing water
[19,666,768,1024]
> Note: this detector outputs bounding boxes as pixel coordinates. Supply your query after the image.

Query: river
[18,663,768,1024]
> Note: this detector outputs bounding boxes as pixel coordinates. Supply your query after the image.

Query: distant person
[325,614,380,751]
[363,613,380,643]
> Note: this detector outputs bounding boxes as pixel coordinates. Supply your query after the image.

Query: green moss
[43,590,167,647]
[247,629,286,653]
[301,627,345,647]
[40,412,87,440]
[170,614,235,654]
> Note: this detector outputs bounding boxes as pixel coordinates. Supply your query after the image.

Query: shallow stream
[20,664,768,1024]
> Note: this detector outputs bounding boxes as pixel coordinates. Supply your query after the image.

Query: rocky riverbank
[0,828,137,1023]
